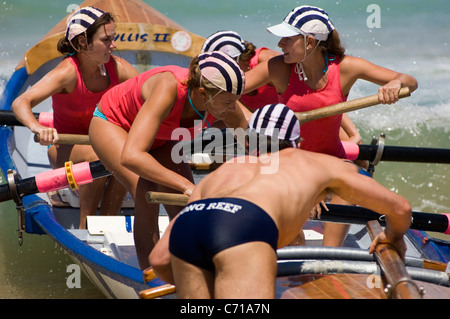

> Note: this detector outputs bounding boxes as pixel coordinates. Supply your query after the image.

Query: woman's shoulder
[339,55,373,72]
[47,57,78,91]
[258,48,281,63]
[111,55,139,81]
[140,69,180,101]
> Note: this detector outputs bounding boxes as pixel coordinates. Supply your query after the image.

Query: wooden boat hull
[277,273,450,299]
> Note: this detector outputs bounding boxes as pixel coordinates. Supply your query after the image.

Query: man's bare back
[189,148,411,248]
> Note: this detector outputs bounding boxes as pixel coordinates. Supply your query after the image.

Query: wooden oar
[146,191,189,206]
[367,220,423,299]
[0,160,110,203]
[34,133,90,145]
[29,89,409,145]
[296,87,411,124]
[146,192,450,235]
[140,268,176,299]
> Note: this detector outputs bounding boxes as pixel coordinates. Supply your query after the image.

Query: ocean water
[0,0,449,298]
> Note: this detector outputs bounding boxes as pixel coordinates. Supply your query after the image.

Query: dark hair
[319,29,345,58]
[57,12,115,55]
[239,41,256,63]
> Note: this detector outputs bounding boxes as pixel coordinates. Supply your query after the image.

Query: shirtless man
[150,103,412,299]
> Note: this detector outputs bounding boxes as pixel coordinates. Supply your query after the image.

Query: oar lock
[6,161,79,246]
[367,133,385,176]
[7,169,25,246]
[384,277,426,299]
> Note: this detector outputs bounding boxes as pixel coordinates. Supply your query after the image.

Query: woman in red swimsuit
[245,5,418,246]
[202,29,363,146]
[89,51,249,269]
[12,7,138,229]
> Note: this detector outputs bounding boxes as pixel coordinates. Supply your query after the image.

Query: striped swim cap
[201,30,246,59]
[198,51,245,95]
[66,6,106,41]
[267,6,335,41]
[249,103,300,147]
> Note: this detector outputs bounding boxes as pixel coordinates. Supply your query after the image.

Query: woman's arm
[120,72,195,194]
[329,160,412,257]
[339,113,362,144]
[340,55,418,104]
[244,55,290,94]
[11,60,76,145]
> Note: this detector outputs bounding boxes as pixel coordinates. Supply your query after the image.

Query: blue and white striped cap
[198,51,245,96]
[66,6,106,41]
[248,103,300,146]
[201,30,246,59]
[267,6,335,41]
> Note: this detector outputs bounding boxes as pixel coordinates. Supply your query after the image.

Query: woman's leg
[99,176,128,216]
[89,116,140,224]
[133,141,194,269]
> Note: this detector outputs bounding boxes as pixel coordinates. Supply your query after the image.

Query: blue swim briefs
[169,197,279,271]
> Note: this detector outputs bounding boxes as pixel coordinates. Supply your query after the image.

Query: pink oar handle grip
[342,141,360,161]
[445,214,450,235]
[38,112,54,128]
[35,161,93,193]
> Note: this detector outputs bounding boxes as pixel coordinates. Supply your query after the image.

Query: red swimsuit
[100,65,214,150]
[279,56,347,158]
[52,55,119,134]
[240,48,279,111]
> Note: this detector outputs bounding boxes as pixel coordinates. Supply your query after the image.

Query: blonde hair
[185,56,222,95]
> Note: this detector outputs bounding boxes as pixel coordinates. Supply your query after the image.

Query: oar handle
[296,87,410,124]
[146,191,189,206]
[367,220,423,299]
[34,133,90,145]
[139,284,176,299]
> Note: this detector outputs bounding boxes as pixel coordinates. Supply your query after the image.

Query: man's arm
[329,161,412,258]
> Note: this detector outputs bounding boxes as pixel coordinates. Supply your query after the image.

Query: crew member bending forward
[150,104,412,299]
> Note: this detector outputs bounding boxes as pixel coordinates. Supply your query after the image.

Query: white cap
[267,6,335,41]
[198,51,245,95]
[65,6,106,41]
[249,103,300,147]
[201,30,246,59]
